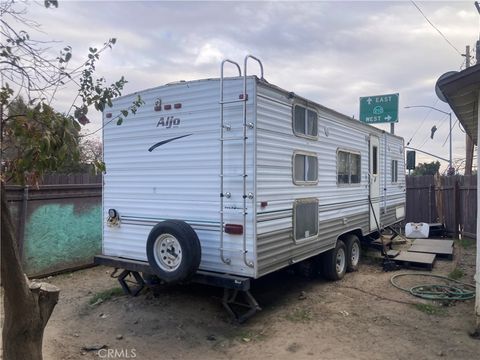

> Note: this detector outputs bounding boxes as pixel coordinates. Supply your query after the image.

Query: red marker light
[105,113,112,118]
[224,224,243,235]
[174,103,182,109]
[164,104,172,110]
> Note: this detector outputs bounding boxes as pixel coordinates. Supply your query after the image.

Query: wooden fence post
[454,178,460,239]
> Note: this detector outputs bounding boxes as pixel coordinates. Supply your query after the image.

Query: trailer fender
[146,220,201,283]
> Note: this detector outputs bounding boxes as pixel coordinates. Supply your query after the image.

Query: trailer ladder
[219,55,264,268]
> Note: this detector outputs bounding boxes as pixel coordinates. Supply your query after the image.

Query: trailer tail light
[224,224,243,235]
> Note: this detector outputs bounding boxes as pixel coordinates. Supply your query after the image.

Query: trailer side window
[293,152,318,184]
[391,160,398,183]
[293,199,319,242]
[337,150,361,185]
[293,105,318,138]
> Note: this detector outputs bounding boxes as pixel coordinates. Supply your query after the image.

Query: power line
[434,113,449,132]
[406,98,440,146]
[442,118,458,147]
[410,0,462,56]
[413,57,465,150]
[417,131,431,150]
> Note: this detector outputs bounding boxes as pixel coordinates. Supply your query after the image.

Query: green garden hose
[390,273,475,301]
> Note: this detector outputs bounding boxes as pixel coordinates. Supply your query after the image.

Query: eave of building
[437,64,480,145]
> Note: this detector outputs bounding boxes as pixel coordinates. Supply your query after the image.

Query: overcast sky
[19,1,480,172]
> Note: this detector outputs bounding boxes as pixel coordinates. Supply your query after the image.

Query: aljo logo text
[156,116,180,129]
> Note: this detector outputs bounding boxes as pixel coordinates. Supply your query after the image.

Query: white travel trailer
[96,56,406,321]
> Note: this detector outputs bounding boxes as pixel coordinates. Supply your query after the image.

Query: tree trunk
[1,184,59,360]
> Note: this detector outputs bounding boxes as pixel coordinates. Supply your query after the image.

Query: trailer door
[369,135,381,231]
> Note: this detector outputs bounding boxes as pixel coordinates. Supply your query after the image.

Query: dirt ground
[32,240,480,359]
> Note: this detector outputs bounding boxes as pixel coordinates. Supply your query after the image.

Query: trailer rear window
[293,152,318,184]
[337,150,361,185]
[294,199,319,242]
[293,105,318,138]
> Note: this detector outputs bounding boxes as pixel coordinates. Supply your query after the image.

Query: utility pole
[464,45,474,175]
[465,45,471,67]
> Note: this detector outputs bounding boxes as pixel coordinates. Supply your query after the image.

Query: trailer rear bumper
[94,255,251,291]
[94,254,260,323]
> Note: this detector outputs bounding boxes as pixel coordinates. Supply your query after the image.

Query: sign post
[359,93,399,134]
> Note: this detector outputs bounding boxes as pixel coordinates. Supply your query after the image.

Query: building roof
[437,64,480,144]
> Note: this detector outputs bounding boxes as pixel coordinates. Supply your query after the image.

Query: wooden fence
[406,175,477,239]
[6,173,102,277]
[41,172,102,185]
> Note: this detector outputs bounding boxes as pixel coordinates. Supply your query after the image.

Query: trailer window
[293,105,318,138]
[337,150,361,185]
[293,152,318,184]
[293,199,319,242]
[391,160,398,183]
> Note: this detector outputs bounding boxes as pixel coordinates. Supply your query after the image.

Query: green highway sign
[359,93,399,123]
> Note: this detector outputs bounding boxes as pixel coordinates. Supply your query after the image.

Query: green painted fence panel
[23,201,101,276]
[6,184,102,277]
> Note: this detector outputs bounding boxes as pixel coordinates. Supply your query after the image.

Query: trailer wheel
[322,240,347,281]
[345,235,361,272]
[146,220,201,283]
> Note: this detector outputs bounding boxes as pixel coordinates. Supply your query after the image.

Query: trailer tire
[322,240,347,281]
[146,220,201,283]
[345,235,361,272]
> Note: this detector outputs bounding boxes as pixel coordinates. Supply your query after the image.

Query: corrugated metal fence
[406,175,477,239]
[6,174,102,277]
